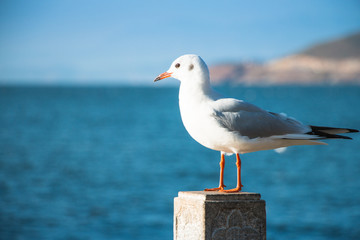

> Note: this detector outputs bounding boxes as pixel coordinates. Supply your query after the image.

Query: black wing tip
[320,134,352,140]
[336,135,353,140]
[305,133,353,140]
[308,125,357,140]
[310,125,359,133]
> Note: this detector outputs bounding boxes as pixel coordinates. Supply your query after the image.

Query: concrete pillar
[174,191,266,240]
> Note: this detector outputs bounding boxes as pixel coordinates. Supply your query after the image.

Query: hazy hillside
[301,32,360,59]
[210,32,360,85]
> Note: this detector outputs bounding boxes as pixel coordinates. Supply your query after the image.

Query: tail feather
[308,125,358,140]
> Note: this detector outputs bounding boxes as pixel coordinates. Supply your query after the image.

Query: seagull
[154,54,358,193]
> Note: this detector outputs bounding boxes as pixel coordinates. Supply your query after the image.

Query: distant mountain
[210,32,360,85]
[301,32,360,59]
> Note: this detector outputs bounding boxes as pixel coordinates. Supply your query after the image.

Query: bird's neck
[179,78,216,104]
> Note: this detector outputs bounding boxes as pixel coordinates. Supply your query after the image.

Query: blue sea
[1,86,360,240]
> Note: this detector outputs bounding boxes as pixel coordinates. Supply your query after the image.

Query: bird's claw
[205,184,243,193]
[221,185,243,193]
[204,185,226,191]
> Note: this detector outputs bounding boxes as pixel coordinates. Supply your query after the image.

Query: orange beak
[154,72,172,82]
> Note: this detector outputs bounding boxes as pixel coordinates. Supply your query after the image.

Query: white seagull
[154,54,358,193]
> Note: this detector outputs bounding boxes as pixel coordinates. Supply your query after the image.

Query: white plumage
[154,54,358,192]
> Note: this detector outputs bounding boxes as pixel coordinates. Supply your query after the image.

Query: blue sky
[1,0,360,85]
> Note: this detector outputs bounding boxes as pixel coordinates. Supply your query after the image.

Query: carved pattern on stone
[211,209,262,240]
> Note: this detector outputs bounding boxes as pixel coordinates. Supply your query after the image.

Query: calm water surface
[0,86,359,240]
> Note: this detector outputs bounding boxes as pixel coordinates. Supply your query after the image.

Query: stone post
[174,191,266,240]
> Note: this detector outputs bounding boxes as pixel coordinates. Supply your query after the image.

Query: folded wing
[211,98,311,139]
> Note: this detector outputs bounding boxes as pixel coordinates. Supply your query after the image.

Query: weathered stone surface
[174,191,266,240]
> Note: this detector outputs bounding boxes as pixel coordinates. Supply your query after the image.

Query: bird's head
[154,54,210,85]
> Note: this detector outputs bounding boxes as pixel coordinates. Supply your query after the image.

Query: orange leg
[205,153,226,191]
[222,153,243,193]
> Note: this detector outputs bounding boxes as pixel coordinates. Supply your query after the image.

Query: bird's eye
[189,64,194,71]
[175,63,180,68]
